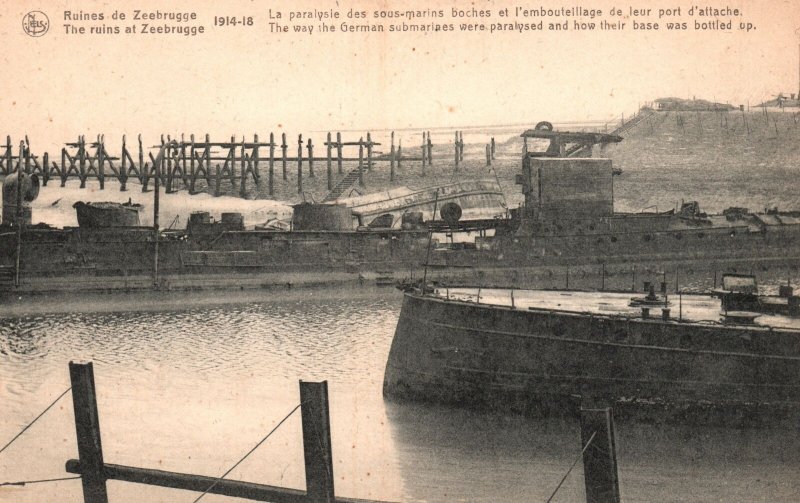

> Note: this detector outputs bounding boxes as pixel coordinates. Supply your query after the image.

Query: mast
[151,141,175,288]
[14,142,23,287]
[421,189,440,289]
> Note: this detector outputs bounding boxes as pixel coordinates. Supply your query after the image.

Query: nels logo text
[23,11,49,37]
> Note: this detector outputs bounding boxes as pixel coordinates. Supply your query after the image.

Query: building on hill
[757,93,800,108]
[654,97,736,112]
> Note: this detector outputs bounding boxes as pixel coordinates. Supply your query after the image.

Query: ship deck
[432,288,800,331]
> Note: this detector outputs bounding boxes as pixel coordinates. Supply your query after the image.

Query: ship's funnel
[2,171,40,226]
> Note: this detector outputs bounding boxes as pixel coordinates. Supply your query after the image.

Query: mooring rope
[0,387,72,457]
[192,402,303,503]
[0,475,81,487]
[544,431,597,503]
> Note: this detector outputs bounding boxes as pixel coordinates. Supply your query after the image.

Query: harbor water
[2,285,800,502]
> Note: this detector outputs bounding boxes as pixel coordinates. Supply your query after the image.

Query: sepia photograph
[1,0,799,501]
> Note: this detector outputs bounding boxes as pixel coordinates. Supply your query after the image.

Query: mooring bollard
[299,381,335,503]
[69,361,109,503]
[580,407,621,503]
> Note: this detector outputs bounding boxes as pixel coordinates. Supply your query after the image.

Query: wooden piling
[188,134,196,193]
[42,152,49,186]
[139,135,147,191]
[336,132,343,174]
[366,132,373,172]
[269,132,275,196]
[79,136,87,188]
[69,361,109,503]
[580,408,621,503]
[297,134,303,194]
[4,136,11,177]
[358,137,364,187]
[421,132,427,169]
[397,139,402,171]
[307,138,314,178]
[252,133,261,185]
[120,135,128,191]
[281,133,288,181]
[240,138,248,197]
[299,381,335,503]
[215,164,222,197]
[427,131,433,165]
[390,132,396,182]
[491,137,495,159]
[326,132,333,190]
[454,131,459,170]
[97,135,105,190]
[163,137,171,193]
[61,148,68,187]
[486,144,491,166]
[204,134,212,186]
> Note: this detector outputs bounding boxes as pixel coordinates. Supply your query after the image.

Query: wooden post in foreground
[69,361,109,503]
[580,407,621,503]
[300,381,335,503]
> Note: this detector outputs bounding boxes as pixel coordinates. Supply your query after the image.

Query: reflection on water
[1,286,799,502]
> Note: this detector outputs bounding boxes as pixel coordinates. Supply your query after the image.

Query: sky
[0,0,798,152]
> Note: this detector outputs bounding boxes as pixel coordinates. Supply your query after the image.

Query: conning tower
[514,123,622,236]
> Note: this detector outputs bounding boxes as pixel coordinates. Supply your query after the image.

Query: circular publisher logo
[22,11,49,37]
